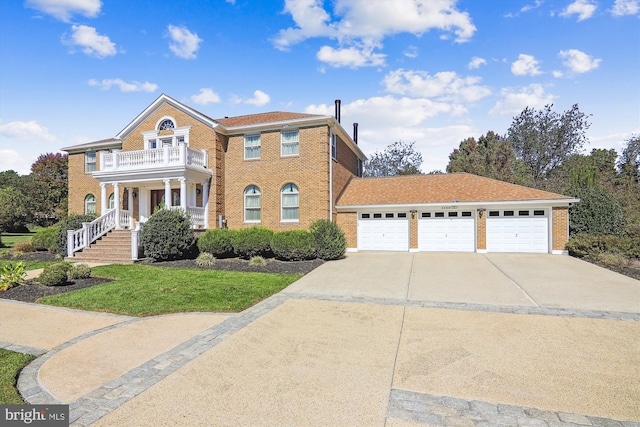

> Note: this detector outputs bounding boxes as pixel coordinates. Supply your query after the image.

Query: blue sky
[1,0,638,175]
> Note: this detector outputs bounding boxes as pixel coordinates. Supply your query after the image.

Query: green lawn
[0,228,44,256]
[38,264,302,316]
[0,349,35,404]
[0,259,54,270]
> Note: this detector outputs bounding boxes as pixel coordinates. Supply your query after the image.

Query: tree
[0,187,31,232]
[0,170,24,189]
[27,153,68,225]
[568,186,625,236]
[446,131,521,183]
[618,135,640,183]
[363,141,423,177]
[507,104,591,187]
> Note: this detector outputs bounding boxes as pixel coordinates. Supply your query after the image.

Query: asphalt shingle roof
[216,112,323,127]
[337,173,572,206]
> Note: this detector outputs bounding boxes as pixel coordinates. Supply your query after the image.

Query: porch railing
[66,209,132,257]
[100,145,208,171]
[168,206,206,229]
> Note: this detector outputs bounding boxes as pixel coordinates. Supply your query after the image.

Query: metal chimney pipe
[353,122,358,144]
[334,99,341,123]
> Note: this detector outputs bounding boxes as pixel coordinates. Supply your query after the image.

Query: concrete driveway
[284,252,640,313]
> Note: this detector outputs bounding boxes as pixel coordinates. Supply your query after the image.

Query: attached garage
[486,209,548,253]
[418,211,474,252]
[358,212,408,251]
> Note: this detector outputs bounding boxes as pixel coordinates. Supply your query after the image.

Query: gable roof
[336,173,577,207]
[216,112,322,127]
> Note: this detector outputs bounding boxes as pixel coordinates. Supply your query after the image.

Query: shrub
[568,187,625,236]
[68,263,91,280]
[13,241,34,254]
[197,228,234,257]
[231,227,273,258]
[37,262,71,286]
[0,262,26,291]
[270,230,315,261]
[566,234,640,260]
[54,214,97,257]
[195,252,216,267]
[141,208,195,261]
[249,256,267,266]
[310,220,346,260]
[32,226,60,252]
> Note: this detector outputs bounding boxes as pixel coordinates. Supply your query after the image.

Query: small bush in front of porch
[141,208,195,261]
[54,214,96,257]
[13,241,34,254]
[37,262,71,286]
[310,219,346,260]
[32,225,60,252]
[231,227,273,259]
[68,263,92,280]
[197,228,235,258]
[270,230,316,261]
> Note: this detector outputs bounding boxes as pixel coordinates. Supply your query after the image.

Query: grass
[0,259,55,270]
[0,227,45,256]
[38,264,302,316]
[0,349,35,404]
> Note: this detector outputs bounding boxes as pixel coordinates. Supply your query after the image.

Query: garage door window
[435,212,445,218]
[504,211,514,216]
[361,213,370,219]
[385,213,394,218]
[534,210,545,216]
[462,212,472,217]
[519,210,529,216]
[489,211,499,217]
[448,212,458,217]
[398,213,407,218]
[421,212,431,218]
[374,213,382,218]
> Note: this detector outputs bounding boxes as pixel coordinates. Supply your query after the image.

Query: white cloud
[0,149,33,175]
[88,78,157,92]
[63,25,116,58]
[0,120,56,142]
[552,70,564,78]
[468,56,487,69]
[505,0,543,17]
[235,90,271,107]
[511,54,542,76]
[190,88,221,105]
[273,0,476,68]
[25,0,101,22]
[561,0,597,21]
[382,69,491,103]
[489,84,557,116]
[403,46,418,59]
[612,0,639,15]
[558,49,601,73]
[167,25,202,59]
[316,45,386,68]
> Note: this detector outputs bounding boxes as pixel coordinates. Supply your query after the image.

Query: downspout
[329,125,333,222]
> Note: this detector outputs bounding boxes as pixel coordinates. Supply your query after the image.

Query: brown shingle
[216,112,323,127]
[337,173,571,206]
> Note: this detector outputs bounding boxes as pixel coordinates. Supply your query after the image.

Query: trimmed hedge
[270,230,315,261]
[231,227,273,258]
[68,263,91,280]
[38,262,71,286]
[32,226,60,252]
[141,208,195,261]
[54,214,96,257]
[310,220,346,260]
[566,234,640,260]
[197,228,235,258]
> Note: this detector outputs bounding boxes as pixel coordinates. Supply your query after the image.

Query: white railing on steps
[67,209,132,257]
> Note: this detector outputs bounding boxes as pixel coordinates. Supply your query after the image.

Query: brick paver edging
[0,341,47,356]
[388,389,640,427]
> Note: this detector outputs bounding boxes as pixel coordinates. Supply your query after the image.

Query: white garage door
[418,211,475,252]
[486,209,548,253]
[358,212,409,251]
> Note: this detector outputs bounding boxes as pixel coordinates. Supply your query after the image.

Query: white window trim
[155,116,176,130]
[84,194,96,215]
[281,130,299,157]
[281,183,300,223]
[331,135,337,160]
[244,185,261,223]
[244,134,261,160]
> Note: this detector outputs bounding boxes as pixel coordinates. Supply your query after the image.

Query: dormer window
[159,119,175,130]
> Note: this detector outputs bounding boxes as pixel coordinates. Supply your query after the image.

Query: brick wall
[68,152,102,215]
[552,207,569,251]
[477,210,486,250]
[332,135,359,219]
[224,125,331,230]
[336,211,357,248]
[410,213,418,249]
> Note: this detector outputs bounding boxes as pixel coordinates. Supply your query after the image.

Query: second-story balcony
[99,145,208,172]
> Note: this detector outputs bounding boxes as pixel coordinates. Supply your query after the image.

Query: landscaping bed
[142,257,325,275]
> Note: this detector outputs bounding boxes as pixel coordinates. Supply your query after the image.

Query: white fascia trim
[61,139,122,154]
[336,199,580,211]
[116,94,218,139]
[327,118,367,160]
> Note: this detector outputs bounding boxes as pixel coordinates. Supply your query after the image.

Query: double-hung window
[244,134,261,159]
[244,185,261,222]
[281,130,299,156]
[281,183,299,221]
[331,135,337,159]
[85,152,96,172]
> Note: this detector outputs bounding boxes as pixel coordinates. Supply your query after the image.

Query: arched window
[84,194,96,215]
[244,185,261,222]
[158,119,175,130]
[108,193,115,210]
[281,183,299,221]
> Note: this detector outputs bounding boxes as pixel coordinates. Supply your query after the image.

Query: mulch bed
[1,251,325,304]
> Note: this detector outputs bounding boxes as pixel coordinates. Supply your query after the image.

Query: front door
[150,189,180,214]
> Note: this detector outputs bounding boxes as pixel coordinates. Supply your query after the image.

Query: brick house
[63,94,576,260]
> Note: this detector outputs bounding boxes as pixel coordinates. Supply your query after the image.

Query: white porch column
[203,180,210,229]
[179,178,187,211]
[127,187,134,228]
[114,182,121,229]
[100,183,107,215]
[163,179,172,208]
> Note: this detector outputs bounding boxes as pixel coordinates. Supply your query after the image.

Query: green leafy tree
[27,153,68,226]
[0,170,24,189]
[507,104,591,187]
[0,187,31,232]
[568,186,625,236]
[363,141,423,177]
[618,135,640,183]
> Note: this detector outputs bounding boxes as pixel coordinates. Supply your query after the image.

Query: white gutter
[329,125,333,222]
[335,198,580,211]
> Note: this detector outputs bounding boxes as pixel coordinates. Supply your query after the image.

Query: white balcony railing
[168,206,206,228]
[100,145,208,172]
